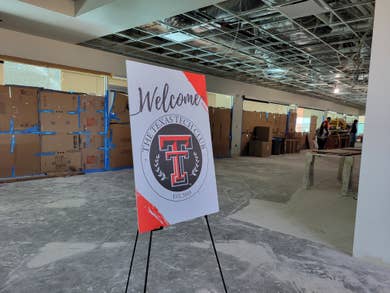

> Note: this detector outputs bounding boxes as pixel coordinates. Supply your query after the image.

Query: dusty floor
[1,153,390,292]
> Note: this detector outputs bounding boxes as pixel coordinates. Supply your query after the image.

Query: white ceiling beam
[74,0,116,16]
[0,0,225,43]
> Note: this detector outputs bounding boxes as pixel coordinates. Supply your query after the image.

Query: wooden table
[303,148,362,195]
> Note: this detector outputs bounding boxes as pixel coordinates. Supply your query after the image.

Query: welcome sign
[126,61,219,233]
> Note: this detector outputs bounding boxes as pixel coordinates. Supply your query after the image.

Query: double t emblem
[158,135,193,188]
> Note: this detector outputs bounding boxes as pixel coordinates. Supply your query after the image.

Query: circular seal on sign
[141,114,208,202]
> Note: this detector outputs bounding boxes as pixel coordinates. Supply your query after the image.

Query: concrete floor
[1,153,390,292]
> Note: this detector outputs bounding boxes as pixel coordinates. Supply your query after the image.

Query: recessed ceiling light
[162,32,196,43]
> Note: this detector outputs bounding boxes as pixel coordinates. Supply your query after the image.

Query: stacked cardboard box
[248,125,272,157]
[0,85,41,178]
[288,112,297,134]
[253,126,272,142]
[41,134,81,173]
[241,111,272,155]
[249,140,271,157]
[209,107,231,157]
[241,110,290,156]
[110,124,133,168]
[39,90,82,174]
[81,95,105,171]
[268,113,286,138]
[285,139,297,153]
[0,135,13,178]
[0,85,39,131]
[0,142,41,178]
[109,91,132,169]
[110,92,129,123]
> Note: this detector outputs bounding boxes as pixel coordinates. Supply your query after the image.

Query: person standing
[317,117,331,150]
[350,119,358,147]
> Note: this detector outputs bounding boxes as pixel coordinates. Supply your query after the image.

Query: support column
[353,0,390,264]
[303,153,315,189]
[231,94,243,156]
[341,156,353,196]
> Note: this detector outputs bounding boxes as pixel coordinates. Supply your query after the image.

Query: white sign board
[126,61,219,233]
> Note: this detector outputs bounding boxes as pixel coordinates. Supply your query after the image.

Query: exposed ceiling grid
[82,0,375,108]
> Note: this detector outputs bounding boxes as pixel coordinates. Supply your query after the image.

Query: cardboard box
[39,90,79,112]
[254,126,271,142]
[11,86,39,130]
[40,134,82,173]
[110,123,131,147]
[81,95,105,133]
[81,112,104,133]
[0,134,14,178]
[110,92,129,123]
[110,147,132,169]
[40,112,79,133]
[288,112,297,133]
[0,85,39,131]
[81,95,105,113]
[209,107,231,157]
[14,134,41,176]
[248,141,271,157]
[39,90,81,133]
[109,124,132,168]
[285,139,298,153]
[242,111,260,132]
[0,86,12,131]
[260,112,267,122]
[82,149,104,170]
[81,134,104,170]
[41,152,82,173]
[0,134,40,178]
[41,134,80,152]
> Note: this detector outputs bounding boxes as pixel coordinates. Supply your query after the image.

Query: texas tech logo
[158,135,193,188]
[141,114,208,201]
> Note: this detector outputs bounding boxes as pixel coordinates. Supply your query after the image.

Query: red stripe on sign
[136,191,169,233]
[183,71,208,106]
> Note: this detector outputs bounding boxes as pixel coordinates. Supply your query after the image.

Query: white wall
[0,27,360,115]
[353,0,390,264]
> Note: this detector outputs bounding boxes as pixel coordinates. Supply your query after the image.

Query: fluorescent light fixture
[266,68,286,74]
[162,32,196,43]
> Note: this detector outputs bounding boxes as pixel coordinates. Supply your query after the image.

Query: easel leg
[144,230,153,293]
[125,230,139,293]
[205,215,228,293]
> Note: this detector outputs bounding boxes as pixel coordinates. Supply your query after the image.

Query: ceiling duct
[200,0,265,18]
[278,0,329,19]
[82,0,375,107]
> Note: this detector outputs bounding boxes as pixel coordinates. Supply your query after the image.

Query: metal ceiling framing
[82,0,375,108]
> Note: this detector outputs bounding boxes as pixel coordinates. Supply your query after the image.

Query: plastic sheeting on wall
[208,92,233,109]
[61,70,105,96]
[243,100,288,114]
[4,61,61,90]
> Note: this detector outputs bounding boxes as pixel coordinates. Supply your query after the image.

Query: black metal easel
[124,216,228,293]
